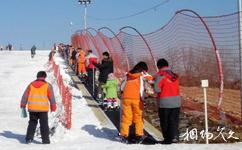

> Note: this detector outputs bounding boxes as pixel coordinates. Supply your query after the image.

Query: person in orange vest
[20,71,56,144]
[154,58,181,144]
[120,61,153,144]
[76,48,87,77]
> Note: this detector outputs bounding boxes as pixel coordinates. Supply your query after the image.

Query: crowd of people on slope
[54,44,116,108]
[55,43,181,144]
[20,43,181,145]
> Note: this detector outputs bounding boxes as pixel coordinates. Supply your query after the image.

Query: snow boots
[103,98,119,111]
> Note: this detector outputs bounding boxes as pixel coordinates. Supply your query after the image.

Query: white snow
[0,50,241,150]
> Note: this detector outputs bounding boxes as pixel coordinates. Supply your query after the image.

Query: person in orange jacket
[76,48,87,77]
[20,71,56,144]
[120,61,152,144]
[154,58,181,144]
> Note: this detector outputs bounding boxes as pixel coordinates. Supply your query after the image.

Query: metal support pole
[201,80,209,144]
[238,0,242,120]
[204,87,209,144]
[78,0,90,32]
[70,22,73,42]
[84,4,87,30]
[92,67,95,96]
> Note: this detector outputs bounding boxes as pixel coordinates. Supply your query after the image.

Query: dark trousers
[158,108,180,143]
[87,68,96,85]
[87,68,96,90]
[26,112,50,143]
[96,81,105,100]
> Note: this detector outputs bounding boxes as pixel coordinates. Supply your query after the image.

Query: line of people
[57,44,181,144]
[58,45,118,109]
[21,43,181,145]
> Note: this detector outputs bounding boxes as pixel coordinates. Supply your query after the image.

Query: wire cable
[87,0,171,21]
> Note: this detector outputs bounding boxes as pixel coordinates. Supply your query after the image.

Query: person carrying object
[20,71,56,144]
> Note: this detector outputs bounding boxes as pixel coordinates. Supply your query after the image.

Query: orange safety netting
[50,57,72,129]
[71,10,242,124]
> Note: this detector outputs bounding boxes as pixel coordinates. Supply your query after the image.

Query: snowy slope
[0,50,241,150]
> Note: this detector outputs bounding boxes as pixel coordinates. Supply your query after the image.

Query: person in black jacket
[71,48,77,71]
[93,52,113,101]
[31,45,37,58]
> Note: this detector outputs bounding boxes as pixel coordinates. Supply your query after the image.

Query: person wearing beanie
[154,58,181,144]
[101,73,119,110]
[20,71,56,144]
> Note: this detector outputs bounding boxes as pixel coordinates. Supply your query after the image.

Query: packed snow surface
[0,51,241,150]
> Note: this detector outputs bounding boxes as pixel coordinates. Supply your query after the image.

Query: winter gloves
[20,103,26,108]
[50,104,57,112]
[20,103,57,112]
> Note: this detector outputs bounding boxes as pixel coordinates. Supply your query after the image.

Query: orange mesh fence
[71,10,242,124]
[50,58,72,129]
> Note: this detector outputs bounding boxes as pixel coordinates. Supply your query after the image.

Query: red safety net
[50,57,72,129]
[71,10,242,124]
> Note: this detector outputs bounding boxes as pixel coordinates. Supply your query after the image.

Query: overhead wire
[87,0,171,21]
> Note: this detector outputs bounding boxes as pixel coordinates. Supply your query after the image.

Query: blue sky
[0,0,238,49]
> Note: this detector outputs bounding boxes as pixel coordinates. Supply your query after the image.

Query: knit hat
[108,73,116,80]
[103,52,110,57]
[37,71,47,78]
[157,58,169,69]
